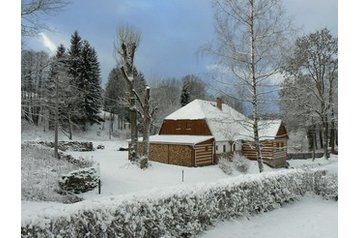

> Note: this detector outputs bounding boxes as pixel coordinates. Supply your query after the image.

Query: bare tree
[21,0,70,37]
[282,28,338,159]
[203,0,294,172]
[114,26,141,162]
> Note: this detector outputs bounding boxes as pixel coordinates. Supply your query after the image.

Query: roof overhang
[128,135,214,146]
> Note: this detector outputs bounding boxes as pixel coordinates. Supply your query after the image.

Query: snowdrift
[21,168,337,238]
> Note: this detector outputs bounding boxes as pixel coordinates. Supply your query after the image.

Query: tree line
[21,31,103,141]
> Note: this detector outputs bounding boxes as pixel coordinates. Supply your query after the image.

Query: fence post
[182,169,184,182]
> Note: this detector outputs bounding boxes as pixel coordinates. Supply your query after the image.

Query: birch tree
[21,0,70,37]
[203,0,293,172]
[282,28,338,159]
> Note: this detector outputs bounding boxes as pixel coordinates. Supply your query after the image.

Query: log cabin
[133,98,288,168]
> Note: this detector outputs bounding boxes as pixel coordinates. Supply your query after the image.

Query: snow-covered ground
[21,121,338,237]
[288,155,338,174]
[67,140,276,199]
[200,195,337,238]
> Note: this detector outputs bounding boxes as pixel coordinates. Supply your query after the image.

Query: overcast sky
[23,0,338,86]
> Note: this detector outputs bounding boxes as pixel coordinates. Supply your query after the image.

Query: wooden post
[98,179,101,194]
[182,169,184,182]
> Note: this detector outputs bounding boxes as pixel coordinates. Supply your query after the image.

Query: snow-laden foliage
[37,141,95,152]
[21,168,337,238]
[218,154,250,175]
[58,167,99,194]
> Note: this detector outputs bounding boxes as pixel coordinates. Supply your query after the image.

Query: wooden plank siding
[159,119,212,136]
[194,138,215,166]
[242,140,274,160]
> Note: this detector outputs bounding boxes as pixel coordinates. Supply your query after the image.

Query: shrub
[58,167,99,194]
[218,158,233,175]
[233,155,250,173]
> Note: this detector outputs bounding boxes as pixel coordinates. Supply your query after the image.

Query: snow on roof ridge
[165,99,246,120]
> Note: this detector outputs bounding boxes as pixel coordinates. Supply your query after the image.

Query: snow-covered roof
[164,99,283,141]
[137,135,214,146]
[257,120,283,140]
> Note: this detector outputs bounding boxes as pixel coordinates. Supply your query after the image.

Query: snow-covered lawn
[200,195,337,238]
[288,155,338,174]
[68,140,276,199]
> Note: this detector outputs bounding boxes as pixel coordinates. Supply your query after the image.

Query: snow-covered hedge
[21,168,337,238]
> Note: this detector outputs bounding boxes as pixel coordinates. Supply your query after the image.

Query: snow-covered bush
[218,154,250,175]
[58,167,99,194]
[37,141,95,152]
[218,158,233,175]
[313,170,338,200]
[21,168,337,238]
[233,155,250,173]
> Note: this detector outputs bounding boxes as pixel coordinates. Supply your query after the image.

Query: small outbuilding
[137,135,214,167]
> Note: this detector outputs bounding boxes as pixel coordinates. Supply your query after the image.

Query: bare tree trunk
[249,0,264,173]
[129,90,138,161]
[117,113,121,130]
[68,112,72,140]
[141,87,151,169]
[102,111,106,131]
[311,123,316,161]
[54,76,59,159]
[330,120,335,153]
[312,132,316,161]
[109,112,114,140]
[319,129,323,149]
[323,116,330,159]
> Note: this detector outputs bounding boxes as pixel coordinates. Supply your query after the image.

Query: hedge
[21,168,337,238]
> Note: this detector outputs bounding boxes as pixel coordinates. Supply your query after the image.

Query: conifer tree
[180,85,190,107]
[78,40,103,126]
[67,31,85,127]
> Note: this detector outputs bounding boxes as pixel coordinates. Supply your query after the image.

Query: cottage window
[176,123,182,130]
[223,145,226,153]
[186,122,192,130]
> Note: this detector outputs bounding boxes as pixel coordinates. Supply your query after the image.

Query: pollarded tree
[282,28,338,159]
[114,25,141,163]
[203,0,294,172]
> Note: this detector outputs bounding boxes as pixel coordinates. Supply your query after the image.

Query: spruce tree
[78,40,103,126]
[180,85,190,107]
[67,31,85,126]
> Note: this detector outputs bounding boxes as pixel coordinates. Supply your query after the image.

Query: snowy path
[200,195,337,238]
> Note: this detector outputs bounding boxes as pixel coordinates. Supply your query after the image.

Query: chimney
[216,97,223,110]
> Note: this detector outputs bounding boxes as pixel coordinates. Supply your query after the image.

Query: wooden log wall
[242,140,274,160]
[194,139,214,166]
